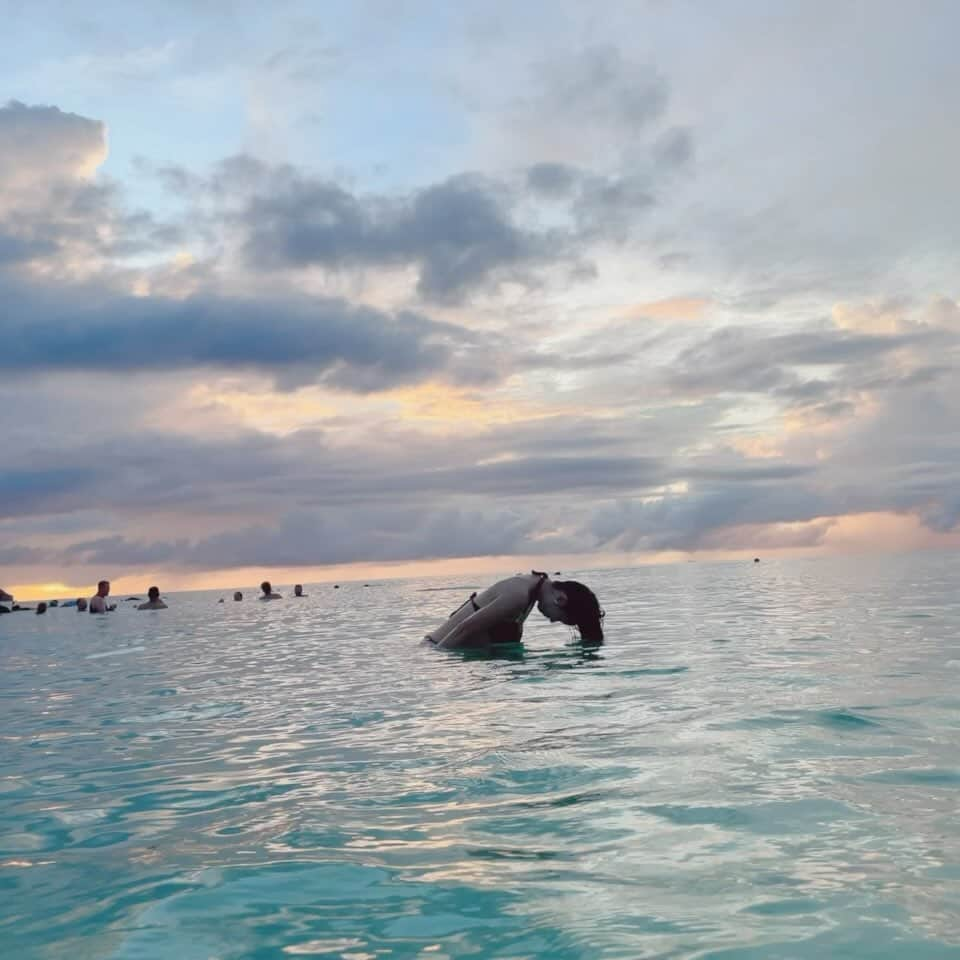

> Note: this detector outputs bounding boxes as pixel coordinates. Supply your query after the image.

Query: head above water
[294,584,303,596]
[538,579,604,644]
[260,581,272,595]
[36,602,47,615]
[97,580,110,597]
[147,586,160,601]
[76,597,88,611]
[233,591,243,601]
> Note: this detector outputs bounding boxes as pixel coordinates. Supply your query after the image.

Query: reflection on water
[2,552,960,958]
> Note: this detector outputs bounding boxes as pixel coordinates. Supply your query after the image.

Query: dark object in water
[334,585,339,589]
[218,598,224,603]
[753,558,760,563]
[0,605,9,614]
[554,571,562,575]
[125,597,141,601]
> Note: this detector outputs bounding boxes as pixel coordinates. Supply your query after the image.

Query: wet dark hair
[554,580,604,644]
[261,581,271,593]
[148,586,160,600]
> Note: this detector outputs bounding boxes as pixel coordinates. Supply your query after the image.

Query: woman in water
[425,571,603,650]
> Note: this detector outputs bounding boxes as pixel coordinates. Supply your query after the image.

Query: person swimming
[137,586,167,610]
[233,591,243,601]
[425,571,604,650]
[89,580,116,613]
[260,581,282,600]
[293,584,307,597]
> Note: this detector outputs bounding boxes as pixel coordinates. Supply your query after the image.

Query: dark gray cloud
[238,169,557,302]
[0,544,50,565]
[63,505,546,570]
[0,273,499,390]
[524,162,658,239]
[0,415,671,524]
[0,231,56,264]
[0,466,98,516]
[587,480,833,552]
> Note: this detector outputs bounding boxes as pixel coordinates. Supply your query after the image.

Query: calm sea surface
[2,553,959,959]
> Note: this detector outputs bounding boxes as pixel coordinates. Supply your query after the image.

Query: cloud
[0,413,672,524]
[0,100,179,269]
[0,272,500,390]
[0,100,106,196]
[586,478,832,552]
[166,92,686,304]
[5,22,960,586]
[493,46,672,170]
[65,505,547,570]
[235,167,558,302]
[0,466,98,516]
[663,323,940,402]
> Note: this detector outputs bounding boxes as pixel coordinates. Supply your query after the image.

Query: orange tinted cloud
[624,297,709,321]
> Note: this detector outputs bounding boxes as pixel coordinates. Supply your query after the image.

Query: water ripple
[2,556,960,957]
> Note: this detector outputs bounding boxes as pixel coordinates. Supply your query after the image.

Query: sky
[2,0,960,599]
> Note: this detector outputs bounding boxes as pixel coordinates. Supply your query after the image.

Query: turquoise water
[2,553,959,958]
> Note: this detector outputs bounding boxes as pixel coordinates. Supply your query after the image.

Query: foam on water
[1,552,959,958]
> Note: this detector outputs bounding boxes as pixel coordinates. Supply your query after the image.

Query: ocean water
[2,553,959,959]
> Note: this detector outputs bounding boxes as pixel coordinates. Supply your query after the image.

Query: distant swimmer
[425,571,604,651]
[76,598,88,612]
[89,580,117,613]
[36,602,47,615]
[233,591,243,601]
[293,584,307,597]
[137,586,167,610]
[260,581,282,600]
